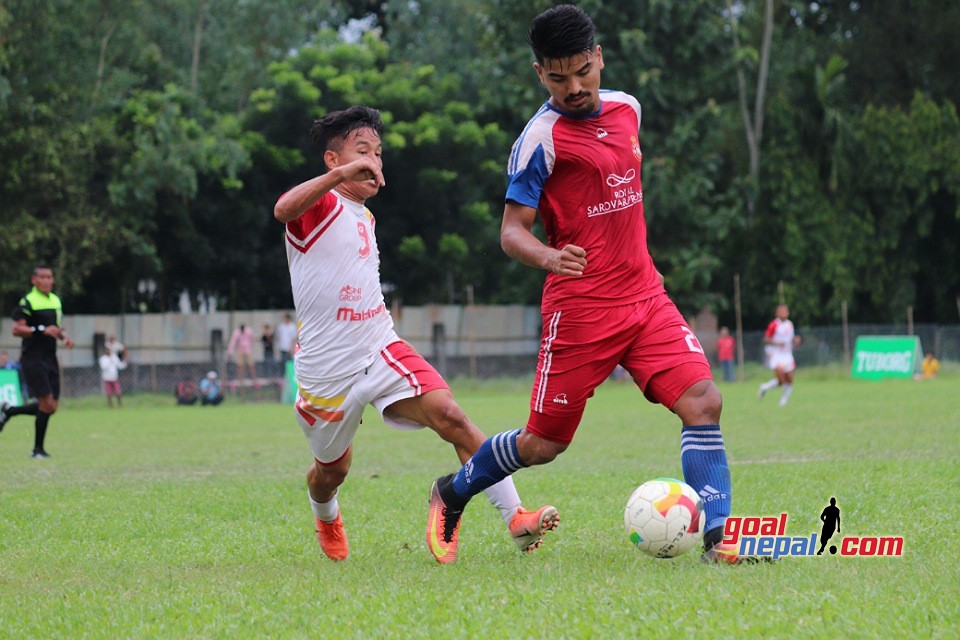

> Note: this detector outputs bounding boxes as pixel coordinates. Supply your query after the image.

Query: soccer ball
[624,478,704,558]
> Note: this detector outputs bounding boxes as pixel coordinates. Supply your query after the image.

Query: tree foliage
[1,0,958,326]
[243,29,511,305]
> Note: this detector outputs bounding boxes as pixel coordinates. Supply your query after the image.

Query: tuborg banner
[850,336,922,380]
[0,369,24,406]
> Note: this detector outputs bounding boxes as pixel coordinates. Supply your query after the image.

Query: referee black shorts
[20,353,61,399]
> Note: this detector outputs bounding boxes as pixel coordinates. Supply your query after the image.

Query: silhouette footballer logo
[817,497,841,555]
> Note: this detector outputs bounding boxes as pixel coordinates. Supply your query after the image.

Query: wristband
[36,324,46,334]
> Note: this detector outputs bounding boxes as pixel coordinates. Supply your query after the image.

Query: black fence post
[211,329,224,375]
[93,332,106,360]
[432,322,447,376]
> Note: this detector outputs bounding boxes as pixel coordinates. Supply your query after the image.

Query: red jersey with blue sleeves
[505,90,664,312]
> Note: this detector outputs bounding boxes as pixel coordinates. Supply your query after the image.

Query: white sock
[779,383,793,406]
[483,478,522,526]
[309,490,339,522]
[760,379,779,393]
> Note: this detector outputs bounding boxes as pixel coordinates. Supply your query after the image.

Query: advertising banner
[850,336,922,380]
[281,360,297,404]
[0,369,24,406]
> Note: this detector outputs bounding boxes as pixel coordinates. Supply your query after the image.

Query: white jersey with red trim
[283,189,398,384]
[765,318,796,358]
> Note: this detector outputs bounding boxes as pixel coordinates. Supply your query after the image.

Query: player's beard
[564,92,595,115]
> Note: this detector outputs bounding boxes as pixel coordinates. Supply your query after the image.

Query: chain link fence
[3,317,957,402]
[739,323,960,368]
[56,356,287,403]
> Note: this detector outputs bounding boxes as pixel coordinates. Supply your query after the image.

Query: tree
[790,0,960,108]
[2,0,960,323]
[243,30,512,305]
[849,95,960,322]
[726,0,774,220]
[103,85,253,311]
[0,0,128,305]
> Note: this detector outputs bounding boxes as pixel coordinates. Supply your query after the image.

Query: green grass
[1,373,958,639]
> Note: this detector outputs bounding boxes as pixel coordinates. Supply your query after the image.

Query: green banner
[0,369,24,406]
[281,360,298,404]
[851,336,922,380]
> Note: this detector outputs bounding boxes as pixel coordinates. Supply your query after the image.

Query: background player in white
[273,105,556,562]
[758,304,801,406]
[274,313,297,373]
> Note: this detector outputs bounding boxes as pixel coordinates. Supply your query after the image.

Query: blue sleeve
[505,144,549,208]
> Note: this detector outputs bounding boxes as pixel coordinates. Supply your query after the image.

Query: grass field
[1,373,958,639]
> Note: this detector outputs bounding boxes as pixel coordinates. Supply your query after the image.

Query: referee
[0,266,74,458]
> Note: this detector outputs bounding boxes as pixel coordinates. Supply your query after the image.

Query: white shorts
[293,341,448,464]
[769,352,796,373]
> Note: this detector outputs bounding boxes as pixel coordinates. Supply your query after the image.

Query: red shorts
[527,293,713,444]
[103,380,122,397]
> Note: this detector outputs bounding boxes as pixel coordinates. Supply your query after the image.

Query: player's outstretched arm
[274,157,384,223]
[501,201,586,276]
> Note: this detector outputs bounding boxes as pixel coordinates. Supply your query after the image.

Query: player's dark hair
[309,105,384,153]
[527,4,596,63]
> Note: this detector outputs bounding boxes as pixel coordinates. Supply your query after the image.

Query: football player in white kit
[758,304,801,406]
[274,106,557,562]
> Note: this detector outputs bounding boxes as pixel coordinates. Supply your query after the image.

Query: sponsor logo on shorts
[552,393,568,405]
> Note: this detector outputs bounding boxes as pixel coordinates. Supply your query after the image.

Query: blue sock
[680,424,732,535]
[451,429,527,500]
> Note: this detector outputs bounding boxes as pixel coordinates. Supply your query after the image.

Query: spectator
[0,351,19,371]
[716,327,736,382]
[227,324,256,383]
[199,371,224,406]
[261,324,276,376]
[275,314,297,373]
[98,345,128,408]
[921,352,940,379]
[106,335,127,362]
[175,380,198,406]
